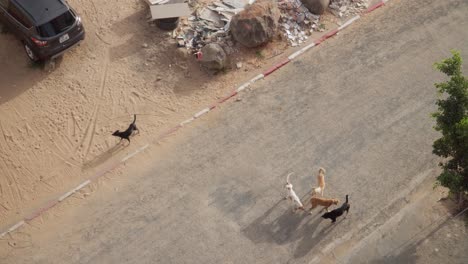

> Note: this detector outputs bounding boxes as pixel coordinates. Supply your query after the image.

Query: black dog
[322,194,350,223]
[112,114,138,143]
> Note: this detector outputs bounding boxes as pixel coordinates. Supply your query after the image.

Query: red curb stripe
[314,38,324,45]
[323,28,339,40]
[315,28,339,46]
[366,1,384,13]
[157,125,182,141]
[25,199,58,222]
[218,91,238,104]
[263,59,290,77]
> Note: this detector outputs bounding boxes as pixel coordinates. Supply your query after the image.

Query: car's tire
[156,17,180,31]
[23,42,39,62]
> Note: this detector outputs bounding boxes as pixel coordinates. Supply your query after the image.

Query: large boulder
[230,0,280,48]
[302,0,330,15]
[200,43,227,70]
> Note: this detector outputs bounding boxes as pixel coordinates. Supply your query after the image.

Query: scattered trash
[277,0,368,46]
[329,0,368,18]
[278,0,319,46]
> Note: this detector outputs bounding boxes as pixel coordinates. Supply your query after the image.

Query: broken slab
[149,3,191,20]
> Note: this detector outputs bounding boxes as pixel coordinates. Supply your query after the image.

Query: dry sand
[0,0,341,228]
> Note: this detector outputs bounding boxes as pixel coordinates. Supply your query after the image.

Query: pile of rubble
[176,0,252,53]
[278,0,320,47]
[276,0,369,46]
[173,0,369,52]
[329,0,368,18]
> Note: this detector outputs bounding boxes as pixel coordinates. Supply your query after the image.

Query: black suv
[0,0,84,62]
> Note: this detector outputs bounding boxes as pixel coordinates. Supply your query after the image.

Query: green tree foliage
[432,51,468,204]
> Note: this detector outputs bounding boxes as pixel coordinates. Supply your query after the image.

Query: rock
[200,43,227,70]
[142,43,148,48]
[230,0,280,48]
[302,0,330,15]
[236,62,243,69]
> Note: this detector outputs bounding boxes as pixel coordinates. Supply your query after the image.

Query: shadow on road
[241,198,337,258]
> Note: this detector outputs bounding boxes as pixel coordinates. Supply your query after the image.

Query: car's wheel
[23,42,39,62]
[155,17,180,31]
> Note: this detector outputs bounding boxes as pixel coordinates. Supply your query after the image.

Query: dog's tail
[286,172,294,184]
[345,194,349,204]
[132,114,136,124]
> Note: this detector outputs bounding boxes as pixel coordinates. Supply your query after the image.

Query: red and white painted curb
[0,0,389,239]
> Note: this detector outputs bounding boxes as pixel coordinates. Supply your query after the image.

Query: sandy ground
[1,0,466,262]
[0,0,344,228]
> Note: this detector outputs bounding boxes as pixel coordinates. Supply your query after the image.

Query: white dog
[284,172,305,212]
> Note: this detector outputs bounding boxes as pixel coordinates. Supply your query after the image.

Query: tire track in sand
[82,48,110,159]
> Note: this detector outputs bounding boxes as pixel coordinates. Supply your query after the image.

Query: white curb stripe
[122,144,149,162]
[0,0,391,239]
[338,15,360,31]
[180,117,195,126]
[308,256,321,264]
[236,83,250,93]
[58,180,92,202]
[58,190,76,202]
[288,49,305,60]
[301,42,316,52]
[194,108,210,118]
[250,74,264,83]
[236,74,264,93]
[0,221,25,238]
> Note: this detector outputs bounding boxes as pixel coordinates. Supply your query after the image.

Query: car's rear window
[37,10,75,38]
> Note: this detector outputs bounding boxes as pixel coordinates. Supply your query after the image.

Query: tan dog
[311,167,326,196]
[309,197,339,214]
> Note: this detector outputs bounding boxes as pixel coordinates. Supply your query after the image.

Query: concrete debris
[177,0,252,54]
[278,0,320,46]
[200,43,228,70]
[278,0,368,46]
[329,0,368,18]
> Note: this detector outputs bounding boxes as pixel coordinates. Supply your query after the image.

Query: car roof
[13,0,69,26]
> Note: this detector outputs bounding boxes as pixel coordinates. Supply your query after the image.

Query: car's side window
[7,2,31,28]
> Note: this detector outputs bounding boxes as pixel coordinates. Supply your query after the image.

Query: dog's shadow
[293,216,339,258]
[241,199,323,246]
[241,195,343,259]
[82,142,127,170]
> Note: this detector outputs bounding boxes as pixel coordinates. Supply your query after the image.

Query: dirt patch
[0,0,342,228]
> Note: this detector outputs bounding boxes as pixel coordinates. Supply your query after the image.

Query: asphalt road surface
[1,0,467,263]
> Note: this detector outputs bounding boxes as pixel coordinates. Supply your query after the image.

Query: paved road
[1,0,467,263]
